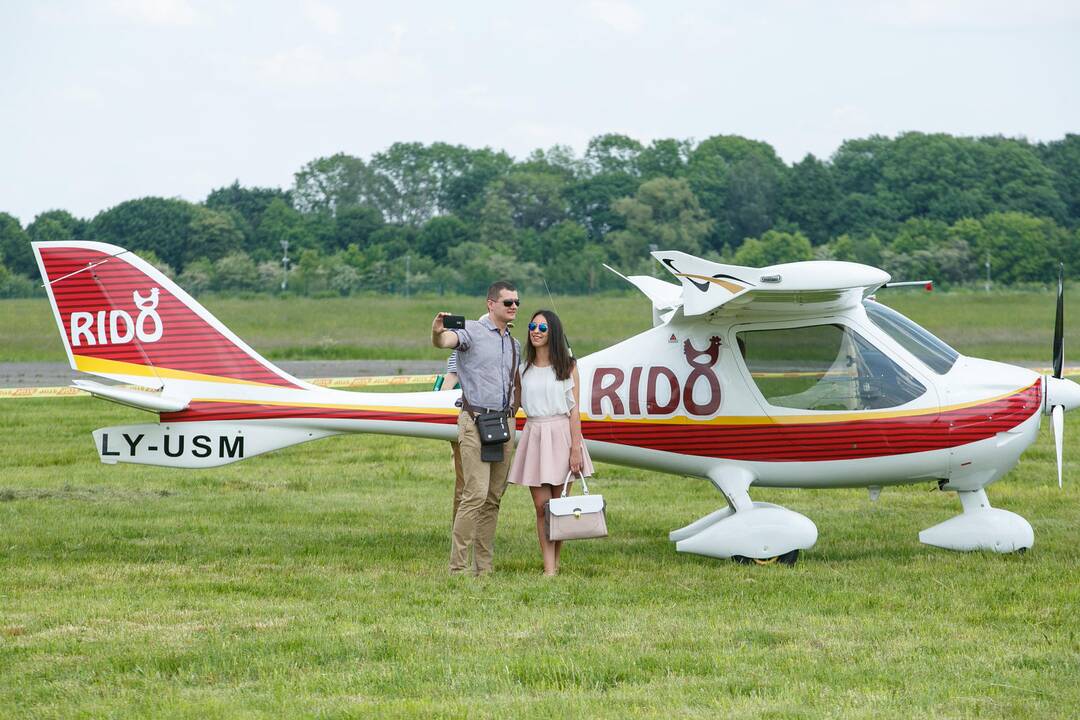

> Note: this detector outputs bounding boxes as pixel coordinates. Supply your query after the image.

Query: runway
[0,360,446,388]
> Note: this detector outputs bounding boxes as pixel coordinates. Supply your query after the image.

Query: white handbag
[545,473,608,541]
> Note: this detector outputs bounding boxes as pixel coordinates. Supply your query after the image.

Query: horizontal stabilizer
[93,421,339,468]
[73,379,189,413]
[603,264,682,325]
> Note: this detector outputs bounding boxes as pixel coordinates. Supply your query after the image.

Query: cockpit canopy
[863,299,959,375]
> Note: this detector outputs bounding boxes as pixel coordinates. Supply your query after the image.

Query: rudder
[33,241,307,390]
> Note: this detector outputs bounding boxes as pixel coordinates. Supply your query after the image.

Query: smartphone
[443,315,466,330]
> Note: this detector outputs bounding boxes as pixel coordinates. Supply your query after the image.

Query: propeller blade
[1053,263,1064,379]
[1053,404,1064,489]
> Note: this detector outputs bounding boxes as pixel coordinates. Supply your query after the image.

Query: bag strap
[560,471,590,497]
[506,335,518,412]
[460,329,519,415]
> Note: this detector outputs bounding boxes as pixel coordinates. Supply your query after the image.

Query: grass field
[0,287,1070,365]
[2,396,1079,718]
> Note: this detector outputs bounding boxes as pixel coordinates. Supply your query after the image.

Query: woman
[508,310,594,575]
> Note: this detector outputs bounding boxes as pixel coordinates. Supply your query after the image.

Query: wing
[652,250,891,319]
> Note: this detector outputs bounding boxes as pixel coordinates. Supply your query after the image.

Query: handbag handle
[561,471,590,497]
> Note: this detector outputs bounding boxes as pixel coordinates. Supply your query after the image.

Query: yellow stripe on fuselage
[73,355,288,388]
[189,396,460,416]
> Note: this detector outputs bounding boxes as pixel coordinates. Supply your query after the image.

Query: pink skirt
[508,415,595,487]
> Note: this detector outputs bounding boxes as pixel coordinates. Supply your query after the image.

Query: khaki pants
[451,440,464,521]
[449,411,516,575]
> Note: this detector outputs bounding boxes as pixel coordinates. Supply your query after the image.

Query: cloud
[107,0,197,26]
[874,0,1080,30]
[304,0,340,35]
[346,47,426,87]
[59,85,107,108]
[257,40,427,89]
[584,0,644,35]
[258,45,339,86]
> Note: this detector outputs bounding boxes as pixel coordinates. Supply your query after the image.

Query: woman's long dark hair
[523,309,575,381]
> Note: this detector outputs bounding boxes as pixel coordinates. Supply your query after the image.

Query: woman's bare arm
[569,365,584,473]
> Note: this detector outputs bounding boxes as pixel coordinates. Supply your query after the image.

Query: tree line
[2,131,1078,299]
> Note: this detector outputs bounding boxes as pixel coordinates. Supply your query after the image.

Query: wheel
[732,549,800,566]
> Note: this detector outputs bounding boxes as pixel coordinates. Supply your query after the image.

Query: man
[431,282,521,575]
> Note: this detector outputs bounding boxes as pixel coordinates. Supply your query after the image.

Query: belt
[463,406,507,417]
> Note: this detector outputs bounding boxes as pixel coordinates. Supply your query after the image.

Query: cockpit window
[737,324,926,411]
[863,299,959,375]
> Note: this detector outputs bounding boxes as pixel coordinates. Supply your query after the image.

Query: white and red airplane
[32,240,1080,565]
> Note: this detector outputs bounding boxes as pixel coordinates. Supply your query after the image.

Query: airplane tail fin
[33,241,309,390]
[651,250,756,316]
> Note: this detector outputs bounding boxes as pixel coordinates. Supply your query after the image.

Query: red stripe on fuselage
[160,380,1041,463]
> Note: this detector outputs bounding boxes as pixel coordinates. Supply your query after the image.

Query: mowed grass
[0,287,1069,365]
[2,399,1079,718]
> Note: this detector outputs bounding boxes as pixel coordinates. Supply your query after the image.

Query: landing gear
[670,467,818,562]
[919,487,1034,553]
[732,549,800,566]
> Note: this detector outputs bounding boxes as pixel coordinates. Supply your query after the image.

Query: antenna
[541,274,573,357]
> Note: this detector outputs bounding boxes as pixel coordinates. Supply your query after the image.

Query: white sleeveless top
[520,364,575,417]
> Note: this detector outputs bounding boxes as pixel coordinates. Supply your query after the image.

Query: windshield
[737,324,926,411]
[863,300,959,375]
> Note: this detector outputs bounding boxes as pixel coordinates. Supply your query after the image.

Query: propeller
[1051,263,1065,487]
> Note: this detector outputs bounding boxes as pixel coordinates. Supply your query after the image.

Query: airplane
[31,240,1080,565]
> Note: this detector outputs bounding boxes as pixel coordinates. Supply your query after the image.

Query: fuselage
[148,299,1043,490]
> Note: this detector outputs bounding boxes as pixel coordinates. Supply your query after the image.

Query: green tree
[292,154,386,215]
[584,133,643,176]
[565,172,639,239]
[519,145,584,180]
[332,205,384,252]
[476,194,516,250]
[975,212,1071,284]
[205,182,292,256]
[446,241,539,295]
[0,212,33,277]
[826,234,883,267]
[212,252,259,291]
[687,135,786,251]
[28,209,89,244]
[608,177,713,270]
[441,147,514,218]
[488,171,569,232]
[637,138,692,180]
[418,215,470,261]
[256,198,310,258]
[978,136,1067,223]
[177,258,214,295]
[187,207,245,264]
[89,197,197,272]
[0,259,38,297]
[890,217,949,255]
[778,154,838,245]
[1039,134,1080,225]
[733,230,813,266]
[370,143,516,225]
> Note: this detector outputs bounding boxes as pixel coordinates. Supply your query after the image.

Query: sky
[1,0,1077,226]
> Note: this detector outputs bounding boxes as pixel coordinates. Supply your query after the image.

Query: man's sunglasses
[528,322,548,333]
[500,299,520,307]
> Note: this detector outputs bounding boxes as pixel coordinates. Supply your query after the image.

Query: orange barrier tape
[0,374,441,399]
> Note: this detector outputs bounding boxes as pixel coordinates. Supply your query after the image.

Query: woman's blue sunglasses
[528,322,549,333]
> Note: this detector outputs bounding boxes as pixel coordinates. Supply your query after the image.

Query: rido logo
[590,336,724,419]
[69,289,164,347]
